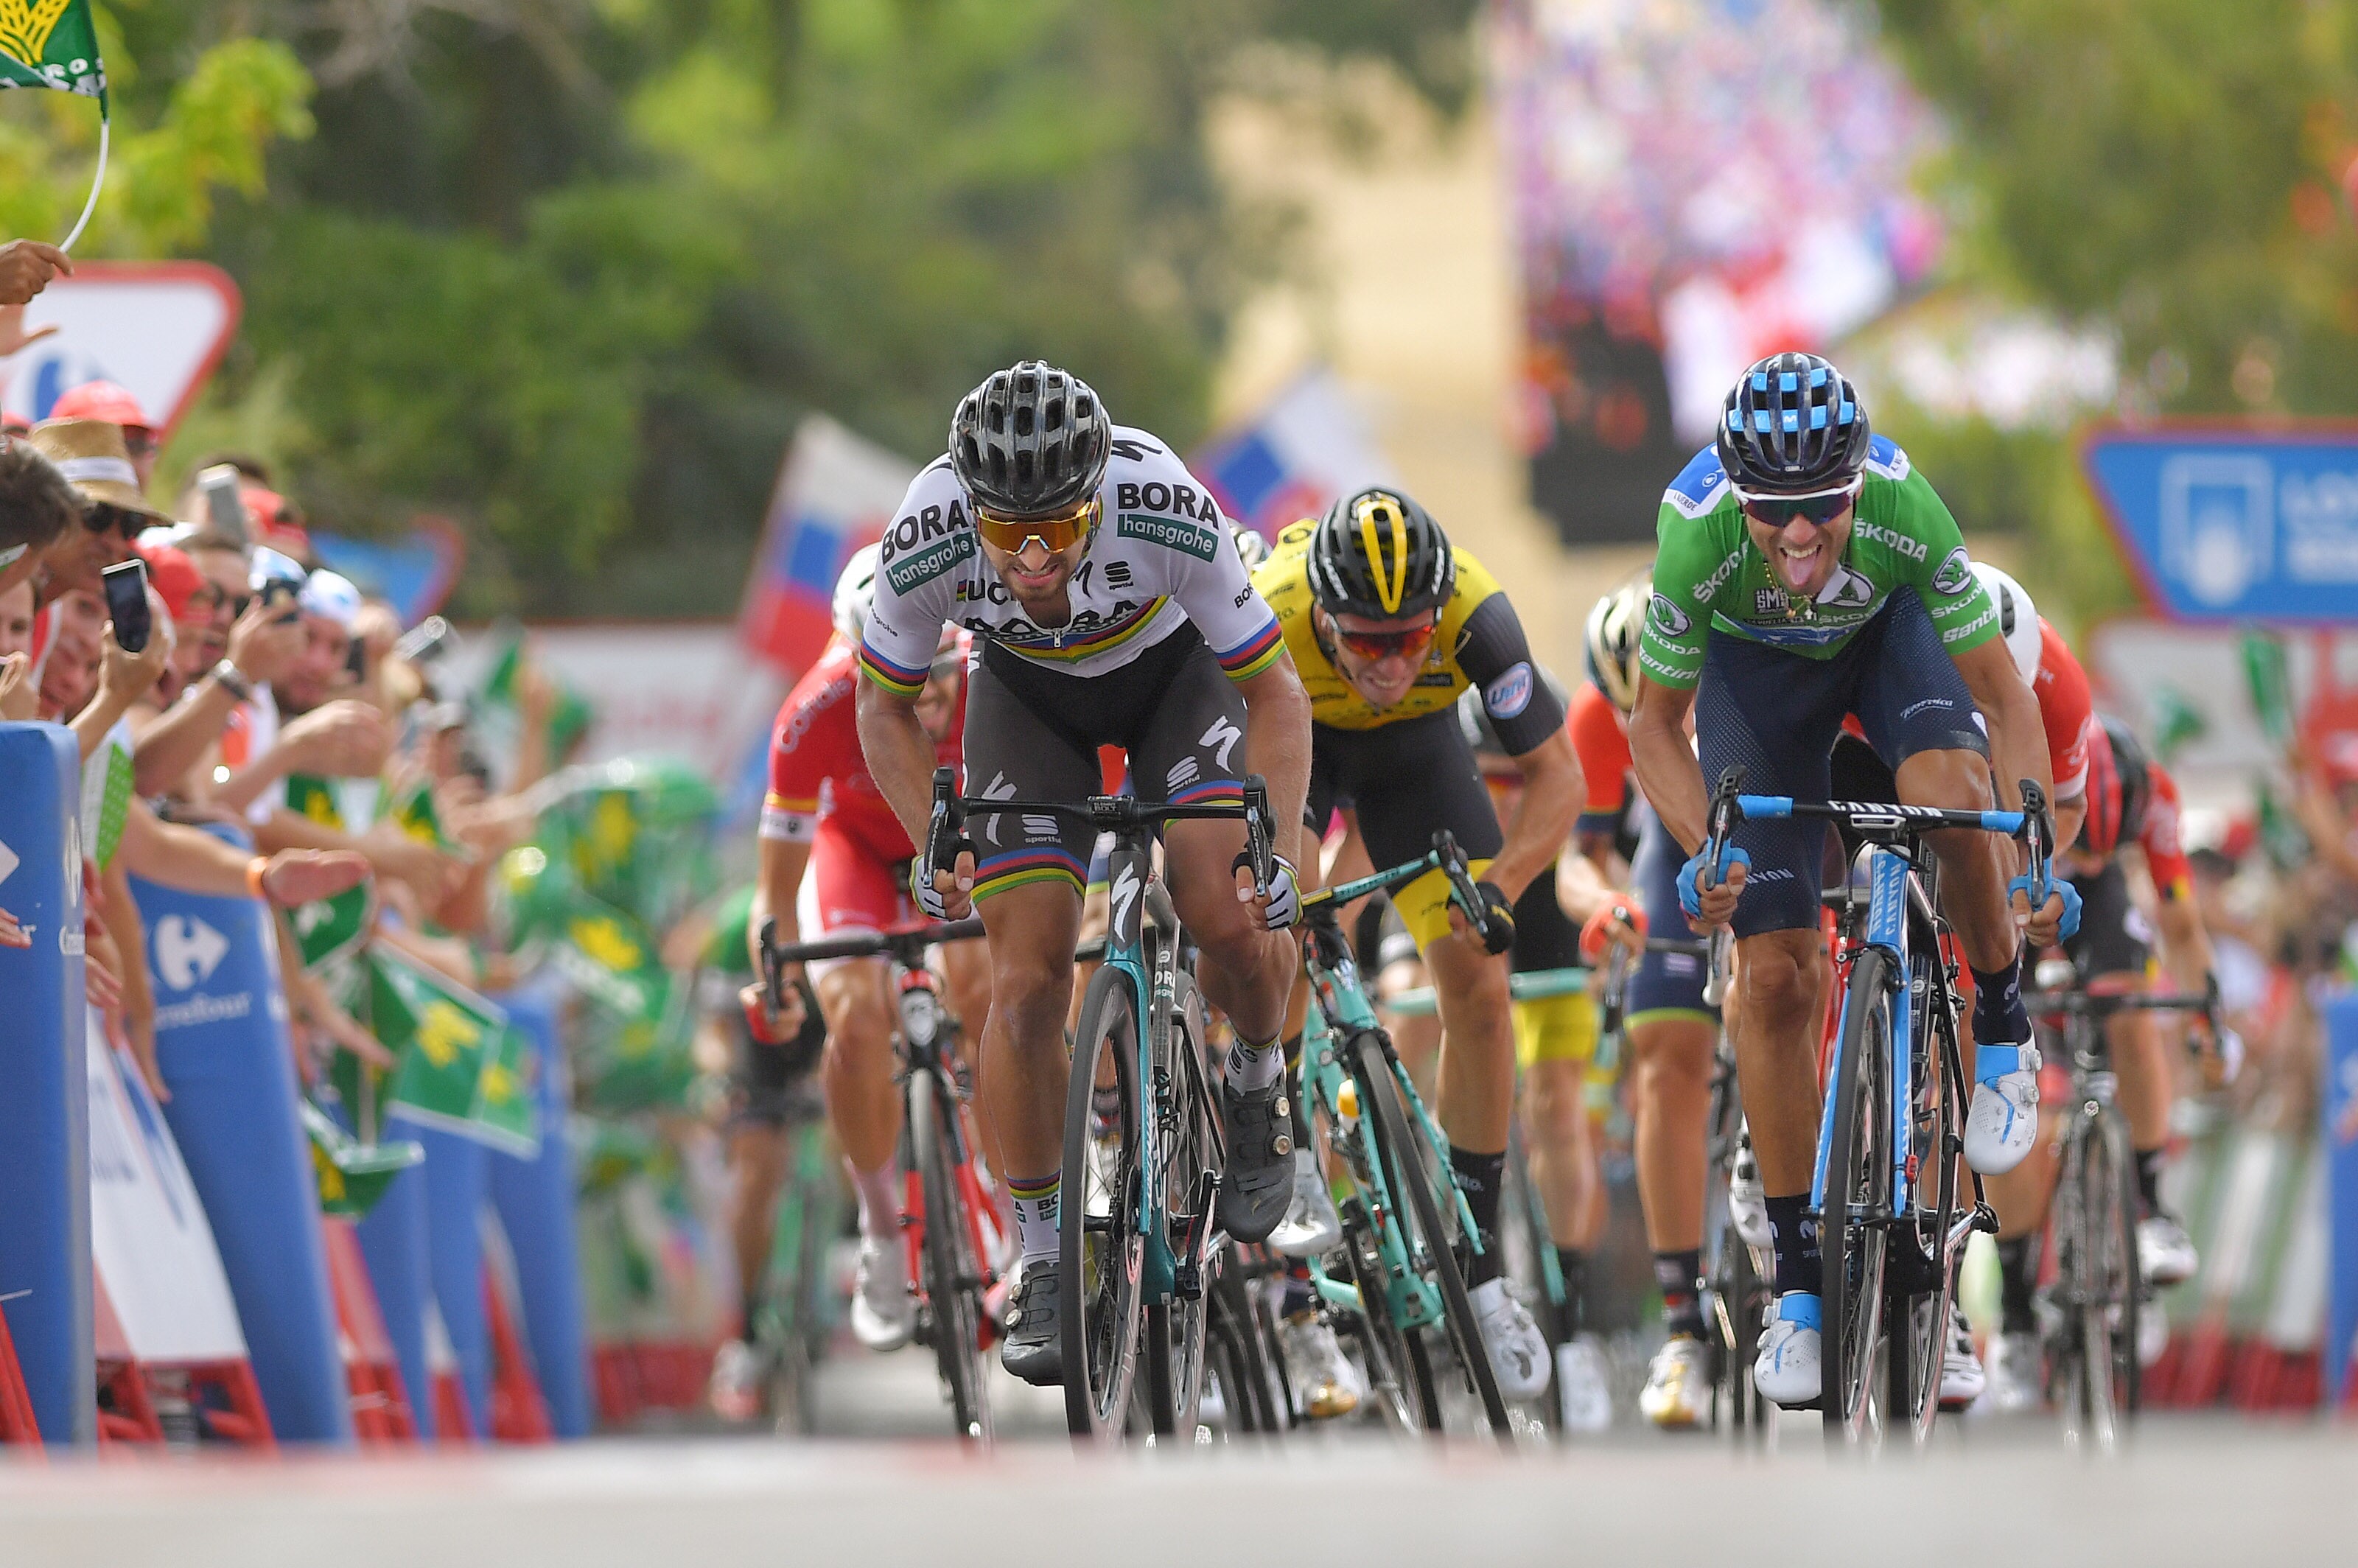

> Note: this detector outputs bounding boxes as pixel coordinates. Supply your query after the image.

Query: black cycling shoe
[1217,1078,1295,1243]
[1000,1262,1065,1387]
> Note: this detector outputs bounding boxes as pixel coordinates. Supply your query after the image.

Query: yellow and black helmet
[1306,486,1455,620]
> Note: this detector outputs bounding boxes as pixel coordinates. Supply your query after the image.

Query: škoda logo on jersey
[882,499,977,593]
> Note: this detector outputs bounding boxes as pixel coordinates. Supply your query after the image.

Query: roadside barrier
[134,854,353,1444]
[486,984,590,1437]
[354,1152,438,1437]
[0,722,94,1446]
[2327,993,2358,1408]
[321,1217,419,1443]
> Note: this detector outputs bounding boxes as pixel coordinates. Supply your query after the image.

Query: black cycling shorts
[1305,709,1505,953]
[963,629,1248,902]
[2063,858,2152,978]
[1696,588,1989,938]
[730,979,824,1131]
[1627,802,1717,1022]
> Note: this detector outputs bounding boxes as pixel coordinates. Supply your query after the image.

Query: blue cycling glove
[1678,843,1752,919]
[2007,870,2081,940]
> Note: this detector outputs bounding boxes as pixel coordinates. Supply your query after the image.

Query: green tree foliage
[175,0,1471,616]
[1870,0,2358,628]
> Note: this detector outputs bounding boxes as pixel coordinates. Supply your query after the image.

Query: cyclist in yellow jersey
[1253,487,1586,1404]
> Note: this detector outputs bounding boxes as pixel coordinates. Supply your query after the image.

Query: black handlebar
[766,916,987,967]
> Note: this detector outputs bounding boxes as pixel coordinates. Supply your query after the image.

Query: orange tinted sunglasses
[972,496,1101,555]
[1332,615,1438,663]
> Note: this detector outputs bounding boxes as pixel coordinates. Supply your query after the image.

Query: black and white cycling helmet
[1307,486,1455,620]
[1584,570,1649,713]
[1716,351,1872,498]
[831,542,883,643]
[950,360,1111,518]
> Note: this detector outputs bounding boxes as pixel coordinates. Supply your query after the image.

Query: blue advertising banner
[2325,993,2358,1404]
[134,862,353,1444]
[0,723,93,1444]
[2083,424,2358,623]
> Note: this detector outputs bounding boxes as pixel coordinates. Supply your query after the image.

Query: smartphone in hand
[198,466,251,548]
[101,558,151,653]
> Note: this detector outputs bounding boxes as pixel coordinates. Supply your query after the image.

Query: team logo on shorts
[1646,594,1691,638]
[1931,546,1973,596]
[1483,661,1534,720]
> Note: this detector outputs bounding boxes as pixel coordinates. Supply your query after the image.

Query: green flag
[368,949,508,1141]
[2150,683,2208,764]
[472,1024,543,1158]
[2241,629,2295,749]
[284,773,379,969]
[0,0,106,102]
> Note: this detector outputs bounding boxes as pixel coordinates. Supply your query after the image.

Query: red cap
[135,542,209,625]
[242,486,313,562]
[49,380,153,433]
[2,413,29,436]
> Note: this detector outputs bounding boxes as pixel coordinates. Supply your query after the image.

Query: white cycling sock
[1007,1174,1061,1267]
[1226,1035,1282,1092]
[848,1158,901,1247]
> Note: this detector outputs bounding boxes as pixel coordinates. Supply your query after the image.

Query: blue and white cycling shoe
[1754,1292,1822,1407]
[1965,1042,2041,1174]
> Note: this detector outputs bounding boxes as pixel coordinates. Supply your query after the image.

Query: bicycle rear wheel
[1351,1029,1513,1440]
[912,1067,992,1443]
[1062,964,1146,1441]
[1501,1122,1567,1432]
[1823,947,1895,1448]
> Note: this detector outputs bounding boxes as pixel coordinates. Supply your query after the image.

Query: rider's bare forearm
[749,836,811,973]
[1630,677,1708,855]
[855,680,945,850]
[1490,726,1583,903]
[1236,655,1313,869]
[1955,637,2050,816]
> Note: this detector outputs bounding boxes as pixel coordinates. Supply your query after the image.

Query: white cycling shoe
[1554,1335,1614,1434]
[1268,1148,1343,1259]
[1728,1134,1771,1250]
[1941,1313,1986,1409]
[1470,1278,1550,1403]
[1983,1329,2043,1414]
[1639,1334,1710,1429]
[1282,1315,1364,1421]
[2138,1213,2199,1287]
[849,1238,916,1353]
[708,1337,763,1423]
[1965,1043,2041,1174]
[1754,1292,1822,1407]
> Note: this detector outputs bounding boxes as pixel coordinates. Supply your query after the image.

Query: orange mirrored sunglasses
[972,496,1101,555]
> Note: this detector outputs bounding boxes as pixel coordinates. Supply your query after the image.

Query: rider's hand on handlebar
[916,847,977,921]
[1578,900,1647,962]
[1678,844,1747,934]
[741,974,808,1046]
[1445,879,1516,956]
[1236,853,1301,932]
[2009,873,2078,948]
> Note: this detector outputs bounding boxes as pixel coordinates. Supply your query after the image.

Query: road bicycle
[747,1071,843,1436]
[926,766,1274,1443]
[1699,769,2055,1446]
[763,911,1004,1443]
[2021,973,2214,1451]
[1293,833,1516,1440]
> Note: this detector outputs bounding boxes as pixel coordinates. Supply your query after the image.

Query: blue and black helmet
[1715,351,1872,497]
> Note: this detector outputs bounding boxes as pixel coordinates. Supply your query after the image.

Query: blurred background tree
[7,1,1476,617]
[1868,0,2358,630]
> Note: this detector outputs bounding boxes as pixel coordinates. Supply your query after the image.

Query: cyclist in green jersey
[1628,351,2074,1408]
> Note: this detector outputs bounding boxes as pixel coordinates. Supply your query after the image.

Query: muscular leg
[1164,815,1295,1040]
[1734,929,1827,1202]
[975,882,1084,1182]
[939,937,999,1172]
[1628,1015,1716,1253]
[817,958,899,1175]
[1429,929,1515,1154]
[727,1123,791,1331]
[1522,1055,1600,1250]
[1895,747,2017,976]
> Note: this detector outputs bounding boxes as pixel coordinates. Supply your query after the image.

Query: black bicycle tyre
[1351,1029,1513,1440]
[1823,946,1894,1448]
[1502,1125,1567,1432]
[1062,964,1147,1441]
[2076,1108,2141,1446]
[1144,975,1218,1438]
[1711,1212,1768,1436]
[912,1068,991,1443]
[1340,1200,1437,1432]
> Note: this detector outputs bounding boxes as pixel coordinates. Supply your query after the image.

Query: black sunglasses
[1740,490,1856,528]
[82,501,147,539]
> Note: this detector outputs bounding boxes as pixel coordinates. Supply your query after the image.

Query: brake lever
[926,765,968,882]
[1242,774,1273,898]
[2015,777,2052,901]
[1431,829,1505,948]
[1701,766,1746,896]
[758,915,783,1008]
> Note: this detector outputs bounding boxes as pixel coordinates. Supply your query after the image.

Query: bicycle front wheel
[912,1066,992,1443]
[2064,1108,2141,1449]
[1823,947,1895,1448]
[1062,964,1147,1441]
[1144,973,1218,1438]
[1351,1029,1513,1440]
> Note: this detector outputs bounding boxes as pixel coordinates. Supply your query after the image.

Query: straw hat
[27,419,170,522]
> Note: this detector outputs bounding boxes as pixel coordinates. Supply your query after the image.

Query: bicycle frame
[1294,843,1497,1327]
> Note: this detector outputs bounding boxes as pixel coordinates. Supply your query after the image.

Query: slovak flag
[738,416,920,676]
[1193,367,1399,541]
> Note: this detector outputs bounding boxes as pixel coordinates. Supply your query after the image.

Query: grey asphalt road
[3,1346,2350,1568]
